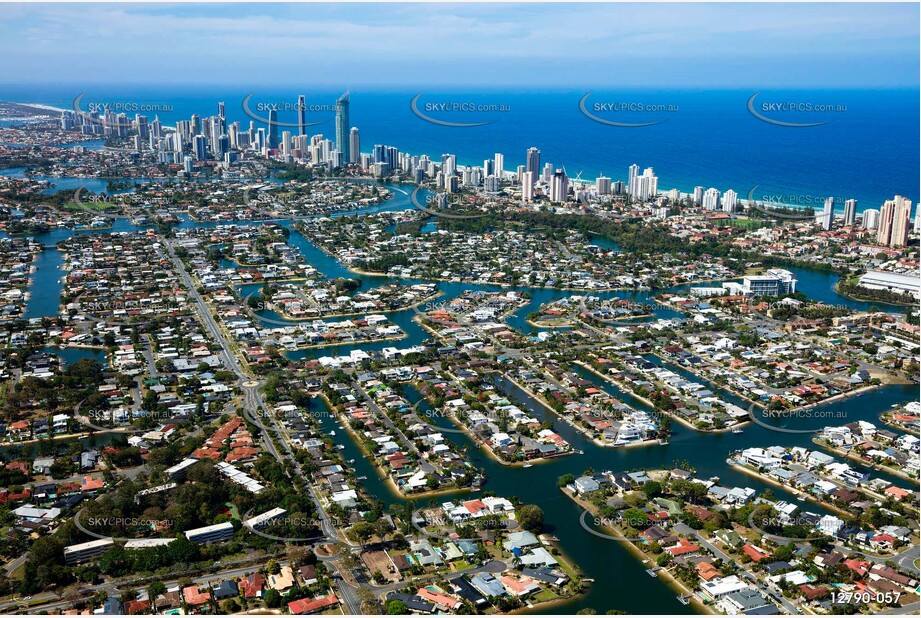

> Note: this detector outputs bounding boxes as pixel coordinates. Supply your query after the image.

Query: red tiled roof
[287,593,339,615]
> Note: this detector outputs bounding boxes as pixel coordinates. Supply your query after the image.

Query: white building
[858,270,920,300]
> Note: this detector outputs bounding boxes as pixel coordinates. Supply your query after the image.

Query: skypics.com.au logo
[410,93,510,128]
[579,92,677,127]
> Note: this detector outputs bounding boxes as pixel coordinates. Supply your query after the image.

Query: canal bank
[2,175,918,613]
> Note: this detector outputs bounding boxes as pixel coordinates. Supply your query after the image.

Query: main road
[164,239,361,613]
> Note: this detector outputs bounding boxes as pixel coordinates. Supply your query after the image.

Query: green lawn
[532,589,560,603]
[61,201,114,211]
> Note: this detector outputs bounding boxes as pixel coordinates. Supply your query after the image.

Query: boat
[522,463,533,468]
[328,430,336,436]
[357,475,367,480]
[336,444,345,450]
[732,428,743,434]
[348,458,355,464]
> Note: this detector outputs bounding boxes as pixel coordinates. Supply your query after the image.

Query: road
[164,239,360,613]
[673,522,800,615]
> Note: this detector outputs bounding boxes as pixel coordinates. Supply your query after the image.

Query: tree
[221,598,240,613]
[147,581,166,608]
[622,508,651,530]
[642,480,662,498]
[516,504,544,534]
[264,589,282,608]
[386,599,408,615]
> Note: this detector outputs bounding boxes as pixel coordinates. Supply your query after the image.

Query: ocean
[1,84,918,212]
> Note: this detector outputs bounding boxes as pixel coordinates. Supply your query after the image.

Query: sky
[0,2,918,88]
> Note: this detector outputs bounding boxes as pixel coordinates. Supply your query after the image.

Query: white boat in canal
[522,464,533,468]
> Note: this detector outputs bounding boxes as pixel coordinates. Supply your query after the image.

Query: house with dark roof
[211,579,238,600]
[449,576,486,606]
[385,592,434,614]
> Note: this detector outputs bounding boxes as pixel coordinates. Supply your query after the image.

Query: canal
[1,174,915,613]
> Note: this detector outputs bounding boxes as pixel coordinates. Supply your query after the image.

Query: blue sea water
[1,84,917,212]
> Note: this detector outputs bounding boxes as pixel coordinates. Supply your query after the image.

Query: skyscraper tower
[886,195,913,247]
[217,102,226,133]
[526,147,541,181]
[297,95,307,137]
[494,153,504,180]
[843,199,857,227]
[349,127,360,164]
[550,169,569,203]
[820,197,834,230]
[267,109,279,149]
[522,172,535,202]
[335,91,350,164]
[627,164,640,196]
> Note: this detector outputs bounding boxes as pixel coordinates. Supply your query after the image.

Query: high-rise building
[722,189,738,213]
[516,165,526,183]
[627,164,640,196]
[877,196,911,247]
[612,180,625,195]
[442,154,456,178]
[522,172,534,202]
[542,162,553,184]
[862,208,880,230]
[702,188,720,211]
[889,196,912,247]
[297,95,307,137]
[693,186,704,206]
[217,101,226,133]
[335,91,350,163]
[280,131,291,156]
[267,109,279,149]
[526,147,540,179]
[483,159,493,177]
[485,175,499,193]
[595,175,612,195]
[135,114,149,139]
[819,197,834,230]
[348,127,360,164]
[877,201,894,245]
[915,206,921,234]
[843,199,857,227]
[550,169,568,203]
[494,153,504,180]
[193,134,208,160]
[628,167,658,201]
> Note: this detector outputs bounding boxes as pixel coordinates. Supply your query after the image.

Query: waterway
[0,177,915,614]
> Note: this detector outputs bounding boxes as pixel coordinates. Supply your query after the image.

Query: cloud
[0,2,917,86]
